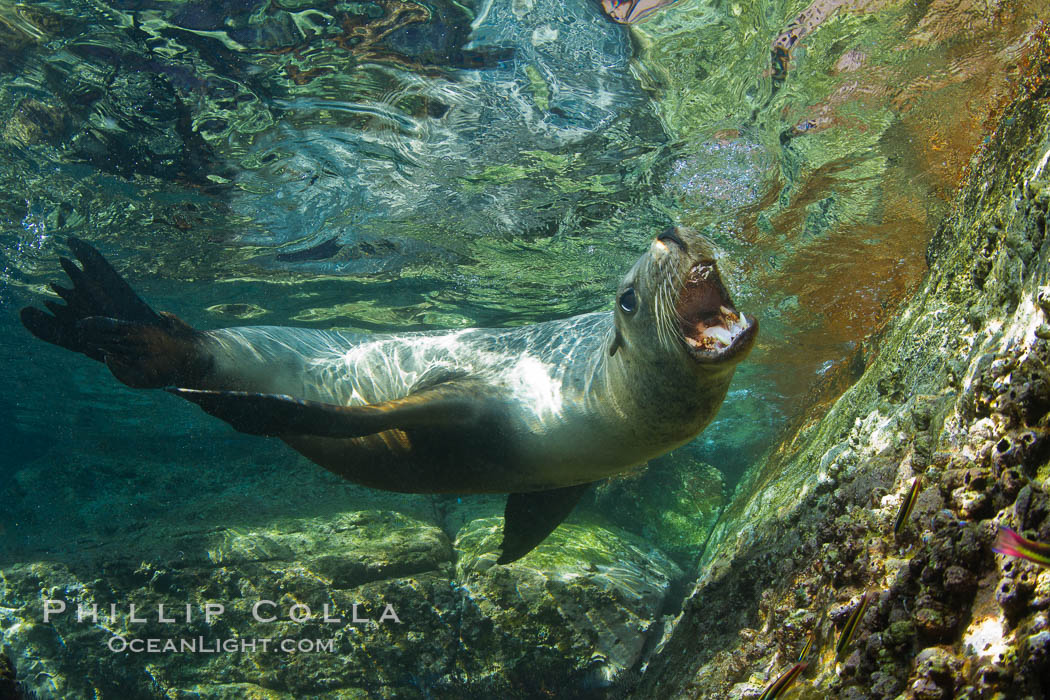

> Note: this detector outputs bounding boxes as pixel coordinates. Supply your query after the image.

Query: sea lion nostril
[657,227,687,251]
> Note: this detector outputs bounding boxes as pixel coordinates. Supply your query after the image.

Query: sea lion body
[197,313,727,493]
[21,228,756,561]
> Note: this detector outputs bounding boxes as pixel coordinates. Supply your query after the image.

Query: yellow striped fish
[836,591,876,661]
[758,662,807,700]
[893,475,922,535]
[797,631,814,663]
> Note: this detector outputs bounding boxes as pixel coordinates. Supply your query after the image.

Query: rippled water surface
[1,0,1047,542]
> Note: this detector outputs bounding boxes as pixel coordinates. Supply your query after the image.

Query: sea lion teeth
[704,325,734,346]
[719,305,740,324]
[690,263,713,282]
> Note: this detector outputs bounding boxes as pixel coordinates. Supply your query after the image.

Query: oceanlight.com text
[107,636,335,654]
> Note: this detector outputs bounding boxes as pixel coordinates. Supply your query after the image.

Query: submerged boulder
[589,455,727,566]
[0,505,681,698]
[455,518,683,690]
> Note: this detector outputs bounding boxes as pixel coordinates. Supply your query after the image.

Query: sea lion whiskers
[666,266,688,350]
[656,276,677,352]
[655,257,687,353]
[649,259,670,351]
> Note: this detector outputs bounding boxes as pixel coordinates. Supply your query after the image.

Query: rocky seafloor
[0,453,716,699]
[632,25,1050,700]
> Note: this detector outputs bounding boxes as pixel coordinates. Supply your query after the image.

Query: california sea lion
[21,227,756,563]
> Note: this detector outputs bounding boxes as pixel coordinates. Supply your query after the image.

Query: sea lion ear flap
[609,329,624,356]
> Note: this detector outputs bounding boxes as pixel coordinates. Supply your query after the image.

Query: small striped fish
[893,475,922,535]
[758,662,807,700]
[836,591,876,661]
[993,526,1050,568]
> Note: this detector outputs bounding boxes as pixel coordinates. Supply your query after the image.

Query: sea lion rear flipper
[168,382,499,438]
[21,238,208,388]
[497,484,589,564]
[21,237,162,358]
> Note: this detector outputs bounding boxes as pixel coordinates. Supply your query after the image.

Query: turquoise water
[0,0,1047,696]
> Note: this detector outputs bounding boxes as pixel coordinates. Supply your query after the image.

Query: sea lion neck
[597,316,728,407]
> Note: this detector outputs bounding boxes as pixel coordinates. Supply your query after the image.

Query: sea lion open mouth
[677,260,757,362]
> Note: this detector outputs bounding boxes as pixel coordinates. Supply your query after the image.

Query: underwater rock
[1022,629,1050,681]
[0,506,681,697]
[913,604,956,642]
[1034,570,1050,610]
[942,565,978,600]
[0,511,458,698]
[204,511,455,588]
[588,455,726,565]
[997,559,1039,625]
[0,652,21,700]
[1,98,67,148]
[454,517,683,688]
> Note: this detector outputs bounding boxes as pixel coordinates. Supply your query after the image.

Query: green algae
[0,506,682,697]
[524,64,550,112]
[457,153,622,197]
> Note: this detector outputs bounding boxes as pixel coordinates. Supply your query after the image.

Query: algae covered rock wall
[634,27,1050,700]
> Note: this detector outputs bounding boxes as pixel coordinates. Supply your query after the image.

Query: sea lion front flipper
[168,382,500,438]
[497,484,589,564]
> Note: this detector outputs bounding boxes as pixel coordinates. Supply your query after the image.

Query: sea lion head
[609,226,758,371]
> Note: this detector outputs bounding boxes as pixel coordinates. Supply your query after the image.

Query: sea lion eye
[619,288,637,314]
